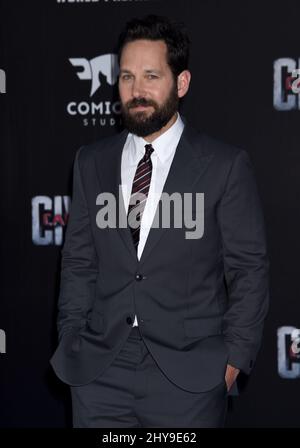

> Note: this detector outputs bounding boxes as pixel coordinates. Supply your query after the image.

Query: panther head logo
[69,54,119,97]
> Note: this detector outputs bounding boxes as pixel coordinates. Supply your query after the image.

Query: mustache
[127,98,156,109]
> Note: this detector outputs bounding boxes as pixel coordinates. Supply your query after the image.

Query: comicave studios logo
[273,58,300,110]
[0,68,6,94]
[67,54,121,127]
[32,196,70,246]
[277,326,300,378]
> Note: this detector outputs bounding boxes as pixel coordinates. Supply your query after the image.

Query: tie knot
[143,144,154,161]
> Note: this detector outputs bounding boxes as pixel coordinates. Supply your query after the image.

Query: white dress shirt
[121,112,185,326]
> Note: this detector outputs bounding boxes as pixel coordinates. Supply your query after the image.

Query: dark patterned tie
[127,143,154,250]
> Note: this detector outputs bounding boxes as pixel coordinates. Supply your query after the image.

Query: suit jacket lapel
[139,123,213,266]
[94,128,138,262]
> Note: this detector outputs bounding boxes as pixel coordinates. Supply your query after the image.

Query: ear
[177,70,191,98]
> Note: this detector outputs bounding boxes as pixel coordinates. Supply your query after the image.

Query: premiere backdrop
[1,0,300,427]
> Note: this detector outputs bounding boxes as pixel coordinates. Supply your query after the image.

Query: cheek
[148,86,164,102]
[118,84,129,100]
[153,91,168,106]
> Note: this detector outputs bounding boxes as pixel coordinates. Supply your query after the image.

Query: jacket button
[126,316,133,325]
[135,273,143,281]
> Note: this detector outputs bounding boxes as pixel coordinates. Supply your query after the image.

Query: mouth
[130,105,152,110]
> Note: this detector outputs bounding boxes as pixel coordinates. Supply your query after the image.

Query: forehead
[120,39,169,70]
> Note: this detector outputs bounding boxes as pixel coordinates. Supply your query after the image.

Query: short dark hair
[117,14,190,79]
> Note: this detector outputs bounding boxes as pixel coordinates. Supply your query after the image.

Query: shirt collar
[130,112,184,164]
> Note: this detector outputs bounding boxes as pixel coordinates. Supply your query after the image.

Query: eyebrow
[119,69,162,75]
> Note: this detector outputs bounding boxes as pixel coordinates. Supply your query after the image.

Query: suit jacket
[50,118,269,392]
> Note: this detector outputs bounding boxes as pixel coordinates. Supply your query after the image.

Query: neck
[143,112,178,143]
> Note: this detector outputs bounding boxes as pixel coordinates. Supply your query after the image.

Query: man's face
[118,39,179,137]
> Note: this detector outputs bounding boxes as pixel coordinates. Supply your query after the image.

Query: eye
[147,74,158,80]
[121,74,132,81]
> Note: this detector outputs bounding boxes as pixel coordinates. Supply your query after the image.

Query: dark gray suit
[50,119,269,426]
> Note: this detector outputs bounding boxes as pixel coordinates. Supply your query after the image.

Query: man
[50,15,269,428]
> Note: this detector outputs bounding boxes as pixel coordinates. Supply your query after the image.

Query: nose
[131,77,146,98]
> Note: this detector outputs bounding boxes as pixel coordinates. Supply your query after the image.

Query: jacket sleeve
[56,146,98,341]
[218,149,269,374]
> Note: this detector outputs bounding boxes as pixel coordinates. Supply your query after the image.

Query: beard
[120,81,179,137]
